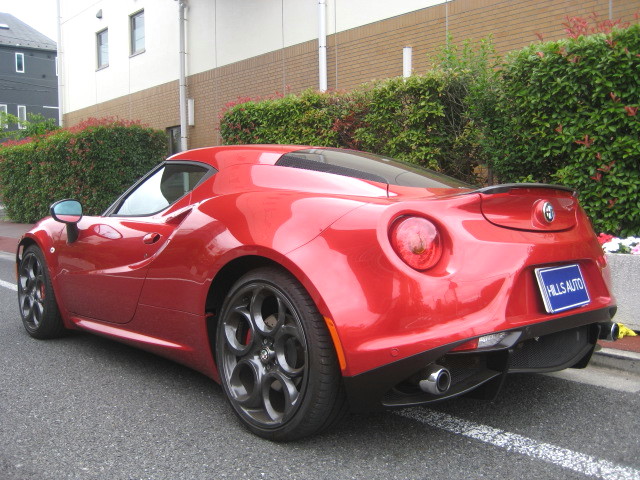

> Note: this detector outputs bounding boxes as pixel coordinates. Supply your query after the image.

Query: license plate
[534,264,590,314]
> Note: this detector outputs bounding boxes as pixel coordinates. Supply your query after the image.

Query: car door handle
[143,233,162,244]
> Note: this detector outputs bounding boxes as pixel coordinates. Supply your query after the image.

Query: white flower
[603,239,622,253]
[601,235,640,254]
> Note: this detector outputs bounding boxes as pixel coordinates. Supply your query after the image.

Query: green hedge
[0,119,167,223]
[220,69,492,184]
[220,90,342,147]
[486,24,640,236]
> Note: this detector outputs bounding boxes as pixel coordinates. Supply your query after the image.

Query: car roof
[168,145,471,190]
[168,145,306,171]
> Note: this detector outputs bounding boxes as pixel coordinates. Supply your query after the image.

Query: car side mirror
[50,199,83,243]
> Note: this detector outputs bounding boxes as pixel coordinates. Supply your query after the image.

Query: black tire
[216,266,347,441]
[17,245,66,339]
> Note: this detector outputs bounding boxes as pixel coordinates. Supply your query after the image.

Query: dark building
[0,12,58,134]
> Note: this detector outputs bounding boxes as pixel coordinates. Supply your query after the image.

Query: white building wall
[60,0,445,113]
[61,0,181,113]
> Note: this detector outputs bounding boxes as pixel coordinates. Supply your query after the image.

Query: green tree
[1,112,59,141]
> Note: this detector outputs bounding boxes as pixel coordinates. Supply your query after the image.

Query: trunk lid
[476,184,578,232]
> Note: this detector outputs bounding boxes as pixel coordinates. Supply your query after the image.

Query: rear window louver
[275,155,387,184]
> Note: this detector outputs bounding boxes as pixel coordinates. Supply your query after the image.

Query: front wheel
[216,267,346,441]
[17,245,66,339]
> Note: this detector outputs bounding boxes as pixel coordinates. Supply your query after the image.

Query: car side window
[114,163,209,216]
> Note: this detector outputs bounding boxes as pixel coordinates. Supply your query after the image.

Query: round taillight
[390,216,442,271]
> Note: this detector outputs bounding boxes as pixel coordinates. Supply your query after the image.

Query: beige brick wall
[64,0,640,149]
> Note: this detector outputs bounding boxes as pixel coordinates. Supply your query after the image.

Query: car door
[53,162,213,324]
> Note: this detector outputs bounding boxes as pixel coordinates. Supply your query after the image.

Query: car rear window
[276,148,471,189]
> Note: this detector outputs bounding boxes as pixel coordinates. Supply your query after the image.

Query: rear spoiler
[470,183,578,197]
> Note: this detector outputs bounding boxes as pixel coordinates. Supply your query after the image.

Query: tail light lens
[390,216,442,271]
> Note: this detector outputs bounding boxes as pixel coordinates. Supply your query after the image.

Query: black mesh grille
[509,325,589,370]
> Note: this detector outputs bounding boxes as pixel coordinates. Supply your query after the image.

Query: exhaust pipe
[419,364,451,395]
[598,322,619,341]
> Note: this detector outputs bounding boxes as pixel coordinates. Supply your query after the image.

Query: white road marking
[0,279,17,291]
[398,409,640,480]
[0,253,17,290]
[544,366,640,393]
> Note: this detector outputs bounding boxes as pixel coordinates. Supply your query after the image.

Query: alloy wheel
[18,252,47,330]
[219,281,309,428]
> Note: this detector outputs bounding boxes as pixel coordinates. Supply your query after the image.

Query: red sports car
[17,145,617,441]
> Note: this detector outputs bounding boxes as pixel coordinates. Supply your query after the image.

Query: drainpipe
[178,0,188,151]
[403,46,412,78]
[56,0,63,126]
[609,0,613,20]
[318,0,327,92]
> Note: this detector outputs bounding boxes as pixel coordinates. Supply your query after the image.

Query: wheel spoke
[274,296,287,329]
[250,286,285,335]
[227,357,269,407]
[32,299,44,326]
[35,279,45,302]
[19,256,33,291]
[274,325,306,376]
[27,256,37,283]
[260,371,300,422]
[223,306,256,355]
[20,296,33,322]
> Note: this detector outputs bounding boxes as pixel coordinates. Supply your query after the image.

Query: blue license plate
[534,264,590,314]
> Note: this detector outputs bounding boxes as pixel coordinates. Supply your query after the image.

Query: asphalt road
[1,253,639,480]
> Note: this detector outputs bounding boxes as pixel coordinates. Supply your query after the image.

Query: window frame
[96,28,109,69]
[166,126,181,155]
[0,104,7,128]
[15,52,25,73]
[103,161,216,217]
[17,105,27,129]
[129,9,145,56]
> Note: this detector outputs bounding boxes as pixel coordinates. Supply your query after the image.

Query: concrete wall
[607,254,640,331]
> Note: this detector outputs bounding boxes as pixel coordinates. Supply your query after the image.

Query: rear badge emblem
[542,202,555,223]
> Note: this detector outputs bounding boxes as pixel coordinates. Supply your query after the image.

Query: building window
[130,10,145,55]
[0,104,7,128]
[96,28,109,69]
[16,52,25,73]
[167,126,181,155]
[17,105,27,129]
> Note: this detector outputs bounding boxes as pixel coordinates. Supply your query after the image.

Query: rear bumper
[343,306,616,412]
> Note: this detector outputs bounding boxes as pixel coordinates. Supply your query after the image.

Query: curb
[0,237,19,254]
[591,348,640,375]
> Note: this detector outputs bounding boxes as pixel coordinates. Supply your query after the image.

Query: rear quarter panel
[286,194,614,377]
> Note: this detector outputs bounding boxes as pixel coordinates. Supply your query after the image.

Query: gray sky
[0,0,58,41]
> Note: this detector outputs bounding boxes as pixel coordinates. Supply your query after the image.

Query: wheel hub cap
[259,346,275,364]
